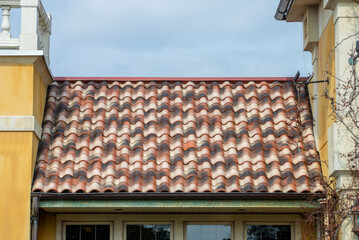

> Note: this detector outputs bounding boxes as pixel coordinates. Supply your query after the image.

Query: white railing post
[20,0,39,51]
[0,6,11,39]
[40,13,51,64]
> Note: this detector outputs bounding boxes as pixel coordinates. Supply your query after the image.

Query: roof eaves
[32,192,325,201]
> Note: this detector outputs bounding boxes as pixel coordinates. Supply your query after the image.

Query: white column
[331,3,359,240]
[334,2,359,88]
[19,0,39,50]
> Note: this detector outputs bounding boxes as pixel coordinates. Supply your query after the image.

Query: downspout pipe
[31,196,39,240]
[274,0,292,20]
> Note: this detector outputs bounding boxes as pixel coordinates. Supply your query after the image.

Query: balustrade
[0,0,51,63]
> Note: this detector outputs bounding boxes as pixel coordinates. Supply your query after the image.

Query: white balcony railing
[0,0,51,63]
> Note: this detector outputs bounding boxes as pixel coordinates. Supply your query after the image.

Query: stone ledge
[0,116,42,138]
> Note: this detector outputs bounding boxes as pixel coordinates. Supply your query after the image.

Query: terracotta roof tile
[32,80,324,194]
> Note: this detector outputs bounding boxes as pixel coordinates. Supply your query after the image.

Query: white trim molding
[0,116,42,138]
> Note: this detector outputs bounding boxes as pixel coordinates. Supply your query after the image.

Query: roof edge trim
[32,192,325,201]
[54,77,309,82]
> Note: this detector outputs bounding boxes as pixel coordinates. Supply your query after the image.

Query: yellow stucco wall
[33,67,48,124]
[38,214,56,240]
[301,216,316,240]
[0,132,35,240]
[0,64,34,117]
[0,59,51,240]
[308,15,335,176]
[0,63,48,124]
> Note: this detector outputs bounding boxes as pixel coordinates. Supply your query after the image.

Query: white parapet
[0,0,51,63]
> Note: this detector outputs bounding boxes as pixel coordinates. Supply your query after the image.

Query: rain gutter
[31,196,39,240]
[32,192,325,200]
[274,0,293,20]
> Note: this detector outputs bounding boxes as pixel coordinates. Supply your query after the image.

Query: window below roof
[64,222,113,240]
[185,223,232,240]
[57,214,302,240]
[125,223,171,240]
[245,222,293,240]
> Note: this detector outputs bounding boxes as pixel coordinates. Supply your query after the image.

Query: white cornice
[0,49,44,56]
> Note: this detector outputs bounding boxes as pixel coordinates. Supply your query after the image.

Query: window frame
[244,221,295,240]
[184,221,234,240]
[123,221,174,240]
[62,221,114,240]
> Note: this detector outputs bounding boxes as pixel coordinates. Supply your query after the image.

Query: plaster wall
[308,14,335,176]
[0,63,48,124]
[334,2,359,84]
[0,59,51,240]
[327,2,359,181]
[33,66,48,124]
[0,64,34,117]
[310,2,359,239]
[0,132,35,240]
[301,215,317,240]
[38,214,56,240]
[318,1,334,36]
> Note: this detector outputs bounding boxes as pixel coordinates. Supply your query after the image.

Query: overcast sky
[27,1,312,77]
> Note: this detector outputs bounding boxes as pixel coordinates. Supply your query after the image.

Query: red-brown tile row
[32,80,324,194]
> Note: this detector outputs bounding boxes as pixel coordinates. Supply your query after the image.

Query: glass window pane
[66,225,80,240]
[247,225,291,240]
[127,225,141,240]
[81,225,96,240]
[201,225,216,240]
[65,224,110,240]
[142,225,156,240]
[126,224,170,240]
[187,225,231,240]
[155,225,171,240]
[96,225,110,240]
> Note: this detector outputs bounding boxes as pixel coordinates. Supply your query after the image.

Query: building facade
[276,0,359,239]
[0,1,336,239]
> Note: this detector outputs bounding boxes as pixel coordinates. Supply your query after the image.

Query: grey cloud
[42,0,312,77]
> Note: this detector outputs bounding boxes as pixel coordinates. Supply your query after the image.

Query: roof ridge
[54,77,308,82]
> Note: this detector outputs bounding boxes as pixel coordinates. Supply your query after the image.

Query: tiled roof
[32,80,324,194]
